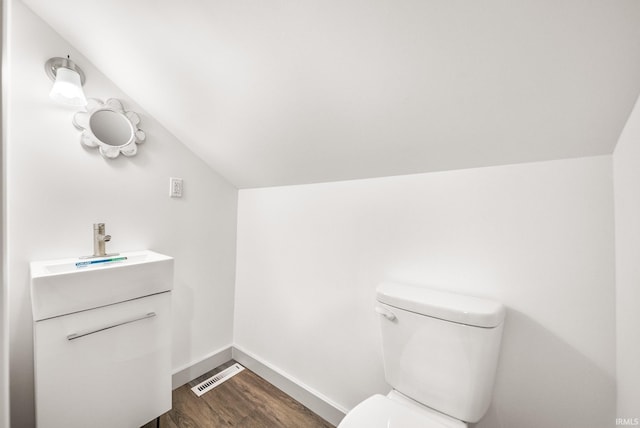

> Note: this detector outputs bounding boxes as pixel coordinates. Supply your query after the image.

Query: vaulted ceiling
[22,0,640,188]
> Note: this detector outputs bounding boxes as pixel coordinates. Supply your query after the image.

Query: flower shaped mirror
[73,98,145,159]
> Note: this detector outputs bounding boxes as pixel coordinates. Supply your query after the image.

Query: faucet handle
[104,235,111,242]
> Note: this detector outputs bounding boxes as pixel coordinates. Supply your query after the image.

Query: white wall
[614,93,640,416]
[5,1,238,426]
[1,0,7,426]
[235,156,616,428]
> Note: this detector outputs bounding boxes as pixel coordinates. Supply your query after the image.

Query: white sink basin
[30,250,174,321]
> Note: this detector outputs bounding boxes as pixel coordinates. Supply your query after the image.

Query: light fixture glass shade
[49,67,87,106]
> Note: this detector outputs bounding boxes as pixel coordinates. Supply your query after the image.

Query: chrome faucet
[93,223,112,257]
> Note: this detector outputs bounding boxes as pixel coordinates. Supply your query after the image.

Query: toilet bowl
[338,282,505,427]
[338,391,466,428]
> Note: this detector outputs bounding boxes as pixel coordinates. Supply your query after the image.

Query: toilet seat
[337,394,466,428]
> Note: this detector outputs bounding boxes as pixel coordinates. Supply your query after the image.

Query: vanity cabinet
[31,250,173,428]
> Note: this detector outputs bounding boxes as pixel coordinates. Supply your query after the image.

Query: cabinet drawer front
[34,292,171,428]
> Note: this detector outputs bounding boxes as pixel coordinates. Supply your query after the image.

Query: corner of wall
[231,345,346,426]
[613,91,640,417]
[1,0,10,426]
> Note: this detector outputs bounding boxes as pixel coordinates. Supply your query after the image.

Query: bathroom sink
[30,250,173,321]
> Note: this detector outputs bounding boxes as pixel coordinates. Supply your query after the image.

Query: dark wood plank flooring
[142,361,335,428]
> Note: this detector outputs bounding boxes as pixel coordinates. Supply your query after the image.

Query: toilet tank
[375,283,505,423]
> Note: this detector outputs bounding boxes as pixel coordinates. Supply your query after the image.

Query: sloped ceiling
[22,0,640,188]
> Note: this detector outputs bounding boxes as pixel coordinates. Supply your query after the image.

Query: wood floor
[141,361,335,428]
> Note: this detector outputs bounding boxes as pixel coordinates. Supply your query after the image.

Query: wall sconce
[44,56,87,106]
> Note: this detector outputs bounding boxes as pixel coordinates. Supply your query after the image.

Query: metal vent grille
[191,363,245,397]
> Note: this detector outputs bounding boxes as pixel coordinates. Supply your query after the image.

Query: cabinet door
[34,292,171,428]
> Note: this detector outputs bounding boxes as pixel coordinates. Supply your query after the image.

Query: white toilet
[338,282,506,428]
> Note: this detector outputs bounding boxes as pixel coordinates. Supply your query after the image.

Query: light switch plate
[169,177,183,198]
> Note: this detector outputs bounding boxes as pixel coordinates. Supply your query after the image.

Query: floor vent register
[191,363,245,397]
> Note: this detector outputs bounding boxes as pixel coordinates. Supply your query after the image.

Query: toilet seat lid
[338,395,466,428]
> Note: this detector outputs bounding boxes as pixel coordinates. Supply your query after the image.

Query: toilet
[338,282,505,428]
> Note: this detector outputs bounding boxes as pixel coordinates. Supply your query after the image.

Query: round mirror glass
[89,110,133,147]
[73,98,146,159]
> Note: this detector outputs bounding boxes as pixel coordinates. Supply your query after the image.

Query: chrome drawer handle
[67,312,156,341]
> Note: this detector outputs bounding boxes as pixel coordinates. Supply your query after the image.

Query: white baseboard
[232,345,347,426]
[171,345,233,389]
[171,344,347,426]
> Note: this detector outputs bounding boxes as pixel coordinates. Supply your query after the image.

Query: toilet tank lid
[376,282,505,328]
